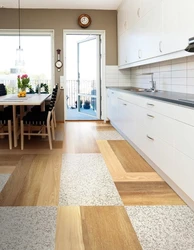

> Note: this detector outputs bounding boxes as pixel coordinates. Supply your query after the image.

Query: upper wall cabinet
[118,0,192,68]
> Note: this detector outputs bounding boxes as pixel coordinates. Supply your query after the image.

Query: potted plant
[17,74,30,97]
[83,100,90,109]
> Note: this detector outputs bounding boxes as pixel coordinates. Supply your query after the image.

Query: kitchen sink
[122,87,160,93]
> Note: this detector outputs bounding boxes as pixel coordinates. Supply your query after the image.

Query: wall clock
[78,14,92,28]
[55,49,63,72]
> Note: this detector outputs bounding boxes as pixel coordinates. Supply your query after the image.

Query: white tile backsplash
[106,56,194,94]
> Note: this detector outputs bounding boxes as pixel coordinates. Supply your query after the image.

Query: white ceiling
[0,0,122,10]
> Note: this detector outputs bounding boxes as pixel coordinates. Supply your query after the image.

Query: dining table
[0,93,50,147]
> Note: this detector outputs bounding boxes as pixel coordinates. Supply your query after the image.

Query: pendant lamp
[15,0,24,67]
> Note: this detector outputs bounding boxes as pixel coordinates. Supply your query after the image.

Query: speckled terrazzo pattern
[93,130,124,140]
[59,153,123,206]
[0,207,57,250]
[0,174,10,192]
[125,205,194,250]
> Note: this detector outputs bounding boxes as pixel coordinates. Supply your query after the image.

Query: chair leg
[53,109,57,128]
[21,120,24,150]
[47,121,52,150]
[8,120,12,150]
[51,118,55,140]
[28,124,31,140]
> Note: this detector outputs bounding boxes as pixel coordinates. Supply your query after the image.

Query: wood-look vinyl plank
[55,206,142,250]
[0,155,22,166]
[0,166,16,174]
[36,154,62,206]
[55,207,85,250]
[116,182,185,205]
[108,140,154,172]
[63,122,100,153]
[95,125,115,131]
[13,155,49,206]
[114,172,163,182]
[0,155,36,206]
[97,140,126,177]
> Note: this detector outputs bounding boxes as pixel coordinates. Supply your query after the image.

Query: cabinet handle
[147,103,154,106]
[147,135,154,141]
[123,103,127,106]
[137,8,140,17]
[147,114,155,118]
[138,49,142,59]
[111,92,114,94]
[159,41,162,53]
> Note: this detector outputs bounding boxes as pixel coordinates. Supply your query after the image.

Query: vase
[18,88,26,97]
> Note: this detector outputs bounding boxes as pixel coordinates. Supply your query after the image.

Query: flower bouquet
[17,74,30,97]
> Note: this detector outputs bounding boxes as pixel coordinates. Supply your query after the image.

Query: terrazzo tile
[59,153,123,206]
[0,174,10,192]
[93,130,124,140]
[125,205,194,250]
[0,206,57,250]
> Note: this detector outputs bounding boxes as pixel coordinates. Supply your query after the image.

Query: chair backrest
[0,84,7,96]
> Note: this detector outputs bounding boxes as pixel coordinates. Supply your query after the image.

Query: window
[0,31,53,93]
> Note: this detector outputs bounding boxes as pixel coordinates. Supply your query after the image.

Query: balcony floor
[66,107,98,120]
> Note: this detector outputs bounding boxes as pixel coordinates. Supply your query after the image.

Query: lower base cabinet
[107,89,194,206]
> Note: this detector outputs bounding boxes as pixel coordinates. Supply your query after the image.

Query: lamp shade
[15,47,24,67]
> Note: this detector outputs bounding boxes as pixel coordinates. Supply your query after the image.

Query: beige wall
[0,9,117,121]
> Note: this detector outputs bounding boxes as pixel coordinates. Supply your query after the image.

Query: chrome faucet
[142,72,156,92]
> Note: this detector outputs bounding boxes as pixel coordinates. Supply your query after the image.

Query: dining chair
[0,112,12,149]
[0,84,7,96]
[31,84,58,128]
[20,102,55,150]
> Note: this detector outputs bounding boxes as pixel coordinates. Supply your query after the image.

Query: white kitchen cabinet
[173,117,194,161]
[107,89,194,206]
[161,0,187,54]
[174,149,194,201]
[118,0,193,68]
[118,98,137,143]
[118,32,128,66]
[179,0,194,45]
[117,0,128,36]
[126,0,141,30]
[106,89,119,126]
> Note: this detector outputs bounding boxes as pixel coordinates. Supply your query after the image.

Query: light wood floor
[0,121,185,249]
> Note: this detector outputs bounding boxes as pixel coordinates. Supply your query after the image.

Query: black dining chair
[0,84,7,96]
[0,112,12,149]
[20,101,56,150]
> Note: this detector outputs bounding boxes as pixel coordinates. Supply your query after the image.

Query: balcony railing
[66,80,96,109]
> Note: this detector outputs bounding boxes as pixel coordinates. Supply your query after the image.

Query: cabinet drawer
[174,105,194,127]
[141,98,175,118]
[119,92,139,105]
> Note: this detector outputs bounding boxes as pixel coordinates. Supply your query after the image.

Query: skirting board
[111,122,194,212]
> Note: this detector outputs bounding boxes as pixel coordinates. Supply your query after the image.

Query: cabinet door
[141,0,162,17]
[174,149,194,201]
[118,32,128,66]
[179,0,194,46]
[117,98,137,143]
[127,0,141,30]
[139,2,163,59]
[161,0,186,54]
[106,90,119,126]
[117,0,128,36]
[173,120,194,161]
